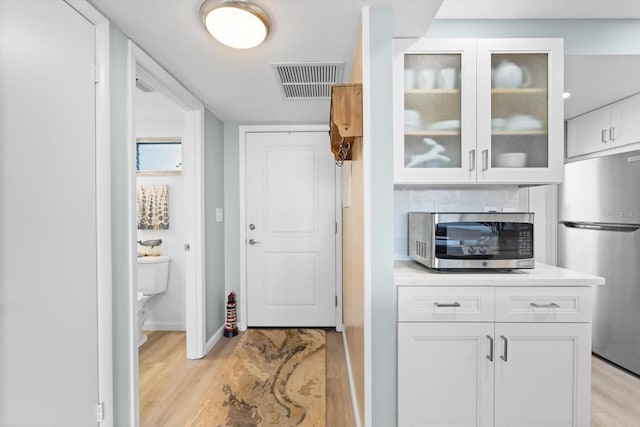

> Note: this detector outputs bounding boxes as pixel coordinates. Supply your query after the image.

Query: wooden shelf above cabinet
[329,83,362,161]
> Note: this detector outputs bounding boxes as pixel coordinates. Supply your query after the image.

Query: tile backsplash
[394,187,525,260]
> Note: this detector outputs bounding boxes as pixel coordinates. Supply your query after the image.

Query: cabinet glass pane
[491,53,548,168]
[404,54,462,169]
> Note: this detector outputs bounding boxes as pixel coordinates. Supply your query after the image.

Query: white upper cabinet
[566,105,612,158]
[567,92,640,159]
[611,93,640,146]
[477,39,564,184]
[394,38,564,185]
[393,38,477,183]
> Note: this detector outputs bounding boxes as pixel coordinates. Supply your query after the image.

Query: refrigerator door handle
[560,221,640,232]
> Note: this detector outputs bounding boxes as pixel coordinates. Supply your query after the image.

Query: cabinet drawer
[495,287,593,323]
[398,287,494,322]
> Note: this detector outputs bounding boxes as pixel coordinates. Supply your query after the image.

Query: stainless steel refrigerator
[558,149,640,375]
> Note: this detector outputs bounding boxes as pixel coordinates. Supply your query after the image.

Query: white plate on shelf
[491,118,507,130]
[425,119,460,131]
[505,115,543,130]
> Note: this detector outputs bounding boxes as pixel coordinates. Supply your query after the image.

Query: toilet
[137,255,170,347]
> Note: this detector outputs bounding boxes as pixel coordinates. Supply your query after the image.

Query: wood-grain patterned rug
[186,329,326,427]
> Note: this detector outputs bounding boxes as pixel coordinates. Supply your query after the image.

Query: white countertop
[395,260,605,286]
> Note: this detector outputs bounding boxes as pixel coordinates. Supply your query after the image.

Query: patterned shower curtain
[137,184,169,230]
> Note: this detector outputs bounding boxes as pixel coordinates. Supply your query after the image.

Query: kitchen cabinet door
[394,38,564,185]
[477,39,564,184]
[398,322,494,427]
[494,323,591,427]
[393,38,477,184]
[566,105,612,158]
[610,92,640,147]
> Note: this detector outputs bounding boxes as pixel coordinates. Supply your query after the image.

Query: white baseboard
[341,329,362,427]
[143,322,185,331]
[206,324,225,354]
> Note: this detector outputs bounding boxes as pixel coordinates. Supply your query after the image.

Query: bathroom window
[136,138,182,174]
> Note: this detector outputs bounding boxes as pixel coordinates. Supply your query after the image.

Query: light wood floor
[591,355,640,427]
[139,330,356,427]
[140,331,640,427]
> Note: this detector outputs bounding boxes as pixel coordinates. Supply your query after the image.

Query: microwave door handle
[560,221,640,232]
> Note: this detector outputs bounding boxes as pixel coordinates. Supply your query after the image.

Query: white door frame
[238,125,343,331]
[127,44,207,364]
[63,1,112,425]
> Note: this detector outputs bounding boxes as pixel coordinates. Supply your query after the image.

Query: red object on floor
[224,292,239,337]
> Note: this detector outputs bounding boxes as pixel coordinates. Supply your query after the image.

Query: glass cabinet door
[404,53,462,169]
[490,53,549,168]
[477,39,563,183]
[394,38,563,185]
[394,39,476,184]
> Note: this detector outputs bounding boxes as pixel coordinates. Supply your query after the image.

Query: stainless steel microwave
[408,212,535,270]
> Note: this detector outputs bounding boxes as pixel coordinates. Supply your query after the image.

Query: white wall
[109,23,136,427]
[365,8,395,427]
[204,109,226,341]
[136,89,186,330]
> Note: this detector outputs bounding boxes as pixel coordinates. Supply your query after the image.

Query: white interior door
[0,1,99,425]
[246,131,336,327]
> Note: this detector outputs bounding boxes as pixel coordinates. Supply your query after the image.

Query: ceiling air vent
[272,62,344,100]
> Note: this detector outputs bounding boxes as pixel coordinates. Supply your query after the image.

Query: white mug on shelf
[438,67,457,89]
[492,60,532,88]
[417,69,435,89]
[404,69,416,90]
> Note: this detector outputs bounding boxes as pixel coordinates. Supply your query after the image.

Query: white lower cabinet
[398,323,494,427]
[398,286,593,427]
[494,323,591,427]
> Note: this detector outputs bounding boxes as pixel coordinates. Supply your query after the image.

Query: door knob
[248,239,262,245]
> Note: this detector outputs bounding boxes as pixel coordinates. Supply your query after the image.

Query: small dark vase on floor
[224,292,239,337]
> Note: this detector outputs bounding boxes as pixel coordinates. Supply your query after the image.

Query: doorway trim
[238,124,343,331]
[63,0,113,425]
[127,43,207,364]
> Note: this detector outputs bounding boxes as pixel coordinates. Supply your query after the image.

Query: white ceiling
[89,0,443,123]
[435,0,640,19]
[89,0,640,123]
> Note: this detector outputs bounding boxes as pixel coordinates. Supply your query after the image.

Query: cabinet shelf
[405,89,460,96]
[492,130,547,136]
[491,87,547,95]
[405,130,460,137]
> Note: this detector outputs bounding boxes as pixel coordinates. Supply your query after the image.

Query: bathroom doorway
[128,42,207,423]
[134,80,186,342]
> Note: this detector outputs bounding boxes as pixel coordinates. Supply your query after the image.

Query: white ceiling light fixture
[200,0,271,49]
